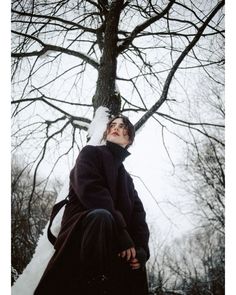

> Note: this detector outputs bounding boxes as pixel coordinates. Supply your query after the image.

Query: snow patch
[11,225,55,295]
[11,181,69,295]
[87,106,109,146]
[72,119,90,130]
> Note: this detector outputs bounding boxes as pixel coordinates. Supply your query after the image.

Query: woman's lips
[111,132,119,136]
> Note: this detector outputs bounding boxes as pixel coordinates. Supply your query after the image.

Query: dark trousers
[80,208,116,278]
[34,209,148,294]
[78,209,148,295]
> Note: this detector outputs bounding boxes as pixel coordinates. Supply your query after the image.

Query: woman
[34,115,150,295]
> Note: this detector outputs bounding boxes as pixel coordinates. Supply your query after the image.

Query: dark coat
[34,143,150,295]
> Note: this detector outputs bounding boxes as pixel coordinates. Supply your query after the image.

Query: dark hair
[102,115,135,147]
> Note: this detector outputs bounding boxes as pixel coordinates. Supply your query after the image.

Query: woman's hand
[118,247,141,269]
[118,247,136,261]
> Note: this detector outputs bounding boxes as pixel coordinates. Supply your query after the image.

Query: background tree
[11,156,60,284]
[165,227,224,295]
[146,76,225,294]
[178,66,225,234]
[148,226,224,294]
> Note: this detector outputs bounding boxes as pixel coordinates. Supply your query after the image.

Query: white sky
[126,118,195,239]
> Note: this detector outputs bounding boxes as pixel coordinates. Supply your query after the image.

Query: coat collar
[106,141,130,165]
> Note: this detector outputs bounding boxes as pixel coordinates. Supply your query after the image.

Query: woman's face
[106,118,130,148]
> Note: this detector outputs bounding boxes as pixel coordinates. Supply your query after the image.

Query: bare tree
[147,78,225,294]
[11,156,60,284]
[147,224,224,294]
[11,0,225,199]
[165,227,224,295]
[179,74,225,234]
[185,139,224,232]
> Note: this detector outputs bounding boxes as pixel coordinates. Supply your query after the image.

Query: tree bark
[93,0,124,116]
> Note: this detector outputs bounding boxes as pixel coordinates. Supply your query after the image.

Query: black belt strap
[47,197,69,245]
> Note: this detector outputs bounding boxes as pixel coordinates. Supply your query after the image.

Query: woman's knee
[86,208,114,223]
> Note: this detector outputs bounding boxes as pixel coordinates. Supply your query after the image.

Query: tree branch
[134,0,225,131]
[11,31,99,69]
[11,8,98,33]
[11,97,91,127]
[117,0,175,53]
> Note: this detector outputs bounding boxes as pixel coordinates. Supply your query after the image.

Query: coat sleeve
[70,145,127,230]
[129,179,150,260]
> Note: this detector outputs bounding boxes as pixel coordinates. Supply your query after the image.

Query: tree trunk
[93,0,124,116]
